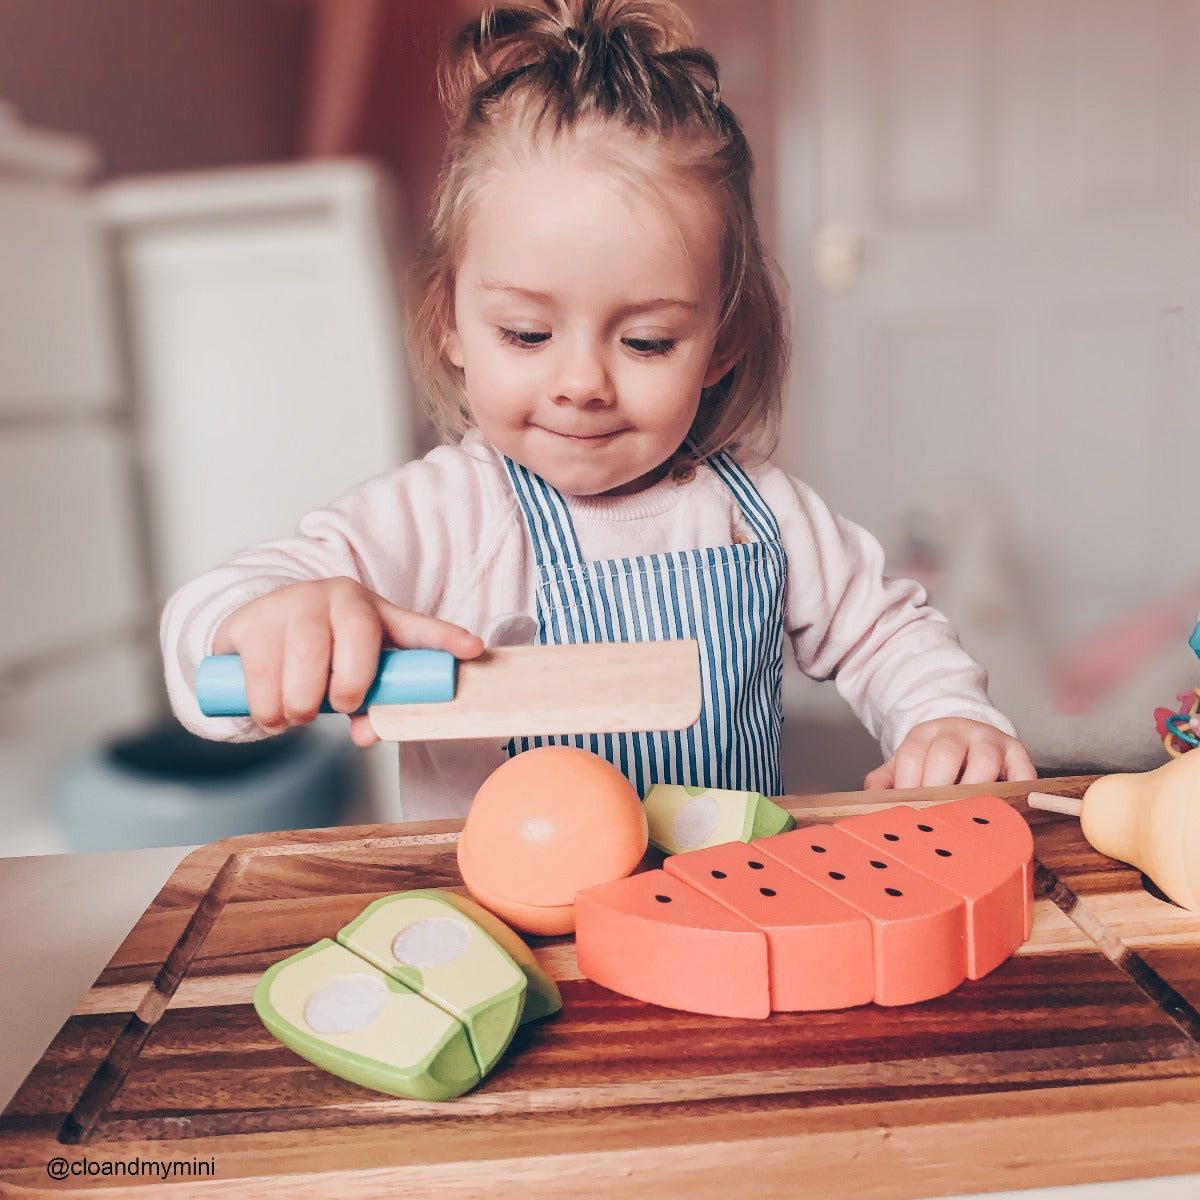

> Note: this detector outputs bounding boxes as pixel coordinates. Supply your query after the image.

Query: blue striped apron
[502,452,786,797]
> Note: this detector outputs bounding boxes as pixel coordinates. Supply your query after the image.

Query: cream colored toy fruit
[1028,750,1200,911]
[642,783,796,855]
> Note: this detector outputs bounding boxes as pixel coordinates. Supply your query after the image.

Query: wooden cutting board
[3,777,1200,1199]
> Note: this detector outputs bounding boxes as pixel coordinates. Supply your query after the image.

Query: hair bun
[440,0,703,124]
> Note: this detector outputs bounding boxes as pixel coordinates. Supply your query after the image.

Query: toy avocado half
[255,888,563,1100]
[431,889,563,1023]
[337,890,529,1073]
[254,940,482,1100]
[643,783,796,855]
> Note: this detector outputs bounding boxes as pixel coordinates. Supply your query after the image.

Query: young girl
[161,0,1036,820]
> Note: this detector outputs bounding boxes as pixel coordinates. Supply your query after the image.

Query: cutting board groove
[1033,859,1200,1047]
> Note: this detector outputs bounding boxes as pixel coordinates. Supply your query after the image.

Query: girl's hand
[863,717,1036,790]
[211,577,484,746]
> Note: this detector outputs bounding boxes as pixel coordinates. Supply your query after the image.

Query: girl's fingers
[213,582,485,741]
[1003,740,1038,782]
[375,600,485,660]
[892,741,933,790]
[867,723,1038,792]
[328,593,385,714]
[863,761,895,790]
[280,608,334,725]
[348,713,381,747]
[241,634,287,732]
[212,612,240,657]
[958,740,1005,786]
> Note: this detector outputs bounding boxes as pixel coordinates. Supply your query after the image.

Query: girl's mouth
[539,426,627,443]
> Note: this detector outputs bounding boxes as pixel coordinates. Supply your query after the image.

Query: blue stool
[55,721,356,851]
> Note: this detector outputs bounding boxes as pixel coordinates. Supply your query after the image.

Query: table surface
[2,779,1199,1200]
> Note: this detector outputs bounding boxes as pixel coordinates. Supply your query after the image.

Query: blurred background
[1,0,1197,856]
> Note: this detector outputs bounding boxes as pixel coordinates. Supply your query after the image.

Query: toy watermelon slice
[575,794,1033,1018]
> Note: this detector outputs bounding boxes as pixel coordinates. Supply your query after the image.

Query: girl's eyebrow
[477,278,697,314]
[478,280,554,302]
[614,297,699,316]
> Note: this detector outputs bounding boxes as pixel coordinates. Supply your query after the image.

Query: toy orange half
[456,746,648,908]
[456,823,577,936]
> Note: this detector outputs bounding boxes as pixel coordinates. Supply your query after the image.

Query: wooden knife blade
[368,639,702,742]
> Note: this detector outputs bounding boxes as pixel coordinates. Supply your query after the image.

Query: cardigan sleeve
[159,441,514,741]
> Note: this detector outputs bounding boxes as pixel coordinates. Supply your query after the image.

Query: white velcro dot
[671,795,720,848]
[304,973,388,1034]
[391,917,471,968]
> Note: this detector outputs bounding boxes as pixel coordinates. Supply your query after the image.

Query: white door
[780,0,1200,648]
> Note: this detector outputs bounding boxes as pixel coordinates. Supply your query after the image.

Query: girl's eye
[624,337,677,357]
[499,328,550,348]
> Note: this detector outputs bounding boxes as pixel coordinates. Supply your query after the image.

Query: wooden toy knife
[197,640,702,741]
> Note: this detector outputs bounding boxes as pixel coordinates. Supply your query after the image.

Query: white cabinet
[0,107,119,412]
[0,111,155,855]
[0,424,146,666]
[0,125,422,852]
[97,161,419,602]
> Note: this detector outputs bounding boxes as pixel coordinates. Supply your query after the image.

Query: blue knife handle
[196,649,457,717]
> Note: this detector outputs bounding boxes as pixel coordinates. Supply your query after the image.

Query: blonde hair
[407,0,789,463]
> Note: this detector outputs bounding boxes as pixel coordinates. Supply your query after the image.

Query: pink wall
[315,0,782,251]
[0,0,781,249]
[0,0,313,178]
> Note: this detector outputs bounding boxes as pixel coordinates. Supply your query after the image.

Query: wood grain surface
[3,777,1200,1199]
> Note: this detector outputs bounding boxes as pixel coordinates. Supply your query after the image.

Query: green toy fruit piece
[434,889,563,1022]
[254,940,480,1100]
[337,891,526,1074]
[749,793,797,840]
[642,783,796,855]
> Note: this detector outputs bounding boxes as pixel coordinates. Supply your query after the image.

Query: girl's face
[445,142,736,497]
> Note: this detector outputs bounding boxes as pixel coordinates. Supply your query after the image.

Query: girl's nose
[551,339,615,408]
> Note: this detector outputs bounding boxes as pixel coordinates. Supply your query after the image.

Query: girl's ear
[445,326,465,369]
[702,341,743,389]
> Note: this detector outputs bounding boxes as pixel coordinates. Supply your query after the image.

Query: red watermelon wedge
[574,794,1033,1018]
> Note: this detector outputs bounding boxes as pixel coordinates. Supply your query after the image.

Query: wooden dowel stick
[1026,791,1084,818]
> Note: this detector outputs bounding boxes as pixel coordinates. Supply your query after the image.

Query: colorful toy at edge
[1151,615,1200,757]
[1155,688,1200,758]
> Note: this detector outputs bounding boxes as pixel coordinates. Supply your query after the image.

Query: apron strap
[504,444,780,567]
[502,456,584,568]
[701,449,782,543]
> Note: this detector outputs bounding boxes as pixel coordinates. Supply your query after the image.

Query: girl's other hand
[211,578,484,746]
[863,717,1036,791]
